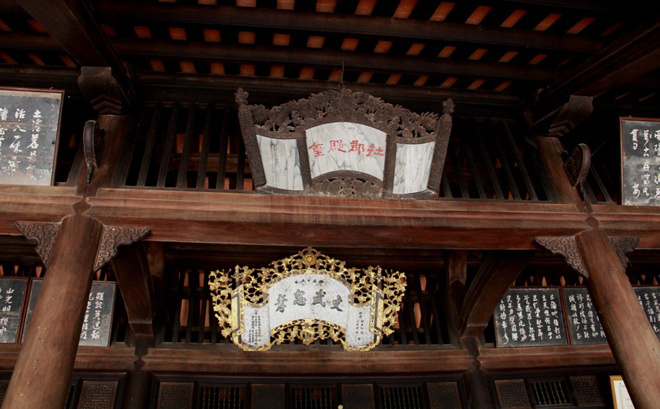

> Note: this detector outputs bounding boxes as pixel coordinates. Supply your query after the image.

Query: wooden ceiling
[0,0,659,117]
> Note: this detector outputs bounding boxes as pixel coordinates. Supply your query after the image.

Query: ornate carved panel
[94,225,151,271]
[570,376,606,407]
[427,382,462,409]
[341,384,375,409]
[609,236,639,269]
[236,88,452,198]
[535,236,587,277]
[157,382,193,409]
[77,381,118,409]
[250,384,285,409]
[536,235,639,278]
[494,379,531,409]
[15,221,62,267]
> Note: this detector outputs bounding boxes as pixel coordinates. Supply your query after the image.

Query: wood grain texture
[1,214,103,409]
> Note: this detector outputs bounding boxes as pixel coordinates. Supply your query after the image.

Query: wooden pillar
[575,228,660,409]
[1,214,103,409]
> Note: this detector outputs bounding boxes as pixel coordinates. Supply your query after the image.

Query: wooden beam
[115,40,556,83]
[94,2,603,54]
[445,251,467,346]
[13,0,131,98]
[539,22,660,108]
[459,251,533,339]
[111,243,157,343]
[1,214,104,409]
[575,228,660,409]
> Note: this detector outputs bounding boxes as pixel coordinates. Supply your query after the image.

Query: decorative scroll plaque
[23,279,116,346]
[494,288,568,347]
[562,287,606,345]
[620,117,660,205]
[634,286,660,340]
[236,88,452,199]
[0,278,28,343]
[209,247,406,351]
[0,88,63,186]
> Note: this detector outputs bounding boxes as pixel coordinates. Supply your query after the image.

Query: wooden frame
[236,87,452,199]
[610,376,635,409]
[0,87,64,187]
[620,116,660,206]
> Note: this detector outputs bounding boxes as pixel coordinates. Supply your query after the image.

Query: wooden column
[575,228,660,409]
[1,214,103,409]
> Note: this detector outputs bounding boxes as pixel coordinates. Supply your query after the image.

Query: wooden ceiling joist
[539,21,660,109]
[93,2,603,54]
[115,40,556,83]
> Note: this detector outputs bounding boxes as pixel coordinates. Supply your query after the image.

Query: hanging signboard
[209,247,406,351]
[0,278,28,343]
[494,287,568,347]
[22,279,116,346]
[620,117,660,205]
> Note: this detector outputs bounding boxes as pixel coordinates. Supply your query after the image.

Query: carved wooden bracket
[83,120,106,183]
[94,225,151,271]
[564,143,591,189]
[535,236,587,277]
[535,235,639,278]
[78,66,132,115]
[15,221,62,267]
[533,95,593,139]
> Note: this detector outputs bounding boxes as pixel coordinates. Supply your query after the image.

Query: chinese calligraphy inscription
[23,279,116,346]
[209,247,406,351]
[0,88,63,186]
[563,287,606,345]
[621,117,660,205]
[0,278,28,343]
[494,288,568,348]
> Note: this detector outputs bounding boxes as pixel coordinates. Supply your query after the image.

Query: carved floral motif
[535,236,587,277]
[94,225,151,271]
[15,221,62,267]
[239,87,439,139]
[208,247,406,351]
[311,178,382,198]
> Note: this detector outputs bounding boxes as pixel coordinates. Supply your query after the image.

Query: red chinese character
[349,140,365,155]
[366,143,376,157]
[328,139,346,153]
[308,142,324,157]
[373,146,385,156]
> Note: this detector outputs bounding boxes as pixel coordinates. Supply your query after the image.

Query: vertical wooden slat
[185,270,198,343]
[196,106,214,190]
[236,136,246,190]
[441,173,453,198]
[406,298,420,344]
[198,270,209,343]
[177,105,197,188]
[414,275,432,344]
[216,109,230,190]
[429,289,445,344]
[462,138,488,199]
[397,307,408,345]
[449,151,470,198]
[171,269,186,343]
[491,120,522,200]
[113,109,145,187]
[157,105,180,187]
[502,120,539,200]
[137,105,162,187]
[474,122,505,199]
[589,162,614,203]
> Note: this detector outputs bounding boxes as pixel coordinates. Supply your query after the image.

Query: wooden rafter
[93,2,603,54]
[539,21,660,108]
[115,40,556,82]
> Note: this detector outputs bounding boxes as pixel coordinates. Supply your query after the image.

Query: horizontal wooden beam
[115,40,556,83]
[539,22,660,108]
[13,0,131,92]
[94,2,603,54]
